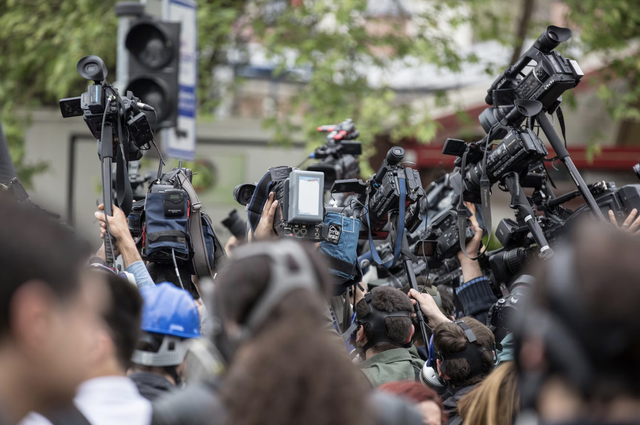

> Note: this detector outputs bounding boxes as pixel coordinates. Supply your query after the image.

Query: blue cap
[139,282,201,339]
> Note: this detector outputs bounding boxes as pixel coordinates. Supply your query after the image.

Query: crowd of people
[1,173,640,425]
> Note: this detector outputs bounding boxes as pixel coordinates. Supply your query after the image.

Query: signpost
[164,0,197,160]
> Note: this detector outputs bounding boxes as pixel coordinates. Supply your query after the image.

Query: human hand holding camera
[457,202,484,281]
[408,288,450,329]
[95,203,142,267]
[253,192,279,241]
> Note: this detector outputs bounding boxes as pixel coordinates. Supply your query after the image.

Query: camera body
[332,147,425,239]
[272,169,329,241]
[416,208,476,266]
[463,129,548,204]
[60,84,152,158]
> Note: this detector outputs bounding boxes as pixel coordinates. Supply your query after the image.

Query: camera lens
[233,183,257,206]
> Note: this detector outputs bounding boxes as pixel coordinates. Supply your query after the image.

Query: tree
[563,0,640,122]
[0,0,119,185]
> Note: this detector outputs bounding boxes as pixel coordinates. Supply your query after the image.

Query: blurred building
[21,0,640,247]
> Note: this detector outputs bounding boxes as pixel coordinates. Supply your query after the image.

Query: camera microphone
[136,102,155,111]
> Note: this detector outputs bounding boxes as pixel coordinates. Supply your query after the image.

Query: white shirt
[20,376,152,425]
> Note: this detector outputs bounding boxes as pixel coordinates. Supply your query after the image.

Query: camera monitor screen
[298,175,321,216]
[287,170,324,224]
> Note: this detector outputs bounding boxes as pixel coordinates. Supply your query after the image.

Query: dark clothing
[455,276,497,324]
[442,383,477,425]
[150,380,423,425]
[360,346,425,387]
[152,382,225,425]
[129,372,174,401]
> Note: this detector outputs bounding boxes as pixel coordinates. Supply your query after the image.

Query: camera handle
[400,232,432,357]
[536,112,607,222]
[502,172,554,259]
[99,121,116,267]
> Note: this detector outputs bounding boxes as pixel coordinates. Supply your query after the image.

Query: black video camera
[332,147,425,239]
[59,56,153,156]
[484,26,583,117]
[307,119,362,191]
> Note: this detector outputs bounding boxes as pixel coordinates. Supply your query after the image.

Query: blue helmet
[139,282,201,338]
[132,282,201,367]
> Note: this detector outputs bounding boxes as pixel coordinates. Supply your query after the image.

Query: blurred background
[1,0,639,247]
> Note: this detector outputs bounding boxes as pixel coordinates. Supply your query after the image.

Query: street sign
[164,0,197,160]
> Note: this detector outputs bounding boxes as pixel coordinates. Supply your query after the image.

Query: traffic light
[124,18,180,130]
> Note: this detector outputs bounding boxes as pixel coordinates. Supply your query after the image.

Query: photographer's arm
[455,203,497,323]
[95,204,155,288]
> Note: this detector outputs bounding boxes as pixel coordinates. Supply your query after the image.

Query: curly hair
[355,286,414,353]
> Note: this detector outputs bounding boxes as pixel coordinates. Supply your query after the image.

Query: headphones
[349,290,413,356]
[420,319,493,394]
[209,240,322,363]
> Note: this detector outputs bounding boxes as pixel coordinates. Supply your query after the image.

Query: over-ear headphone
[420,319,493,394]
[209,240,322,363]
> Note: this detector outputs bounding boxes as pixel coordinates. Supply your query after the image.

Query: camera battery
[164,189,187,217]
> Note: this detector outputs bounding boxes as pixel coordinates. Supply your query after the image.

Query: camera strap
[365,175,406,268]
[115,141,133,216]
[176,169,214,281]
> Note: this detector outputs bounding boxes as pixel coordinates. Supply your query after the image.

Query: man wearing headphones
[354,286,425,387]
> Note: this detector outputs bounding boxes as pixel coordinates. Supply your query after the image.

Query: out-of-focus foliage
[0,0,118,186]
[564,0,640,121]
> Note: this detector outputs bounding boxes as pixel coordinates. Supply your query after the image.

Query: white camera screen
[298,176,321,216]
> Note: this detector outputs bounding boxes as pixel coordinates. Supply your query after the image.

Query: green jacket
[360,346,425,388]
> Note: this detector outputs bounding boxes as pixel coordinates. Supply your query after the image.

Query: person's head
[458,361,519,425]
[87,269,143,376]
[146,261,199,300]
[218,240,374,425]
[355,286,414,357]
[433,317,495,387]
[379,381,447,425]
[0,195,107,421]
[131,282,200,384]
[436,285,455,319]
[516,221,640,422]
[211,239,333,362]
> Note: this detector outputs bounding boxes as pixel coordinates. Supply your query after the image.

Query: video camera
[59,55,157,267]
[483,26,583,117]
[307,119,362,190]
[332,146,425,239]
[127,164,225,280]
[271,168,328,240]
[60,56,153,156]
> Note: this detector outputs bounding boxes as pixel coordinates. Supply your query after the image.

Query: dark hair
[437,285,455,319]
[379,380,447,424]
[146,262,199,299]
[0,195,91,337]
[218,241,373,425]
[100,271,143,369]
[528,221,640,397]
[433,317,494,386]
[356,286,414,352]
